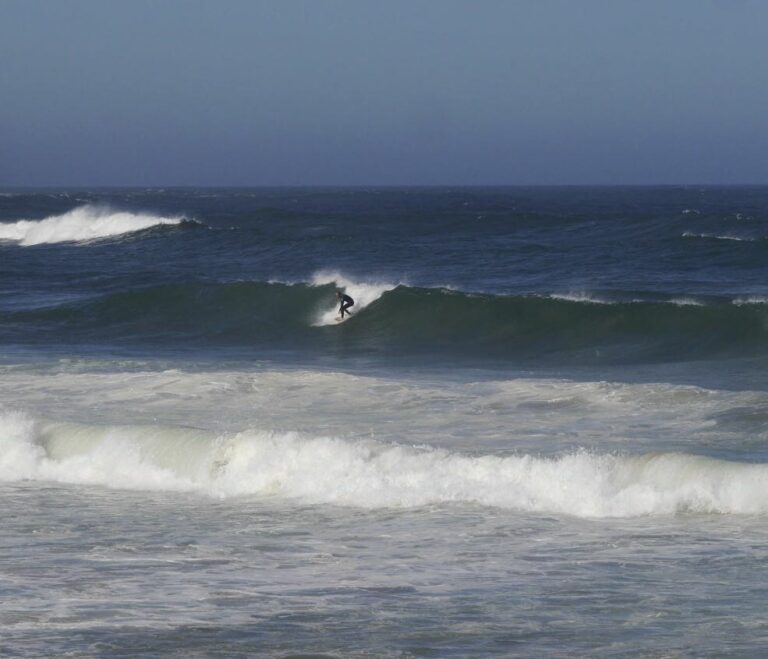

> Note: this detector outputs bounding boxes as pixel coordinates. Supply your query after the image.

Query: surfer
[336,291,355,319]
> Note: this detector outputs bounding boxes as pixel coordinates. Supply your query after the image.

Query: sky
[0,0,766,186]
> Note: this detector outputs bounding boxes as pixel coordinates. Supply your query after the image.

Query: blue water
[2,187,768,656]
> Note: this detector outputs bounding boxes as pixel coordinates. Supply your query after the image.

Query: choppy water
[2,187,768,656]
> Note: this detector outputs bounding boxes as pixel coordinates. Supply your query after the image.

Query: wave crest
[0,205,186,245]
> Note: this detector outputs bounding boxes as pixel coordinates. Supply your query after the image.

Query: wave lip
[0,205,186,245]
[310,271,400,325]
[547,292,615,305]
[3,411,768,518]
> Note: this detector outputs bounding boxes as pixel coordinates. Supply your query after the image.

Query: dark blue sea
[3,187,768,656]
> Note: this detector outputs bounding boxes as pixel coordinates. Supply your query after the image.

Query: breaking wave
[4,276,768,363]
[2,410,768,518]
[309,271,400,325]
[0,205,188,245]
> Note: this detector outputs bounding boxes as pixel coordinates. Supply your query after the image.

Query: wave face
[2,187,768,369]
[0,205,186,245]
[2,410,766,517]
[4,277,768,363]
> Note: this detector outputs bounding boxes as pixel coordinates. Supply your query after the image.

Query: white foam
[669,297,705,307]
[682,231,750,242]
[310,271,399,325]
[548,292,615,305]
[3,410,768,518]
[549,293,708,307]
[733,296,768,306]
[0,205,185,245]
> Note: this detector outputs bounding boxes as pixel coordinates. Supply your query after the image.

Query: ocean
[2,186,768,656]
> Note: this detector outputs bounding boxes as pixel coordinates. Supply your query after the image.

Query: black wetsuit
[339,293,355,318]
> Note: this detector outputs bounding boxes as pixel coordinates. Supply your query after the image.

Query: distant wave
[546,292,615,305]
[668,297,706,307]
[0,205,188,245]
[732,296,768,306]
[2,409,768,517]
[682,231,756,242]
[546,292,708,307]
[4,277,768,363]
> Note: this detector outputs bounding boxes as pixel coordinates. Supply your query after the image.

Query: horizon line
[2,182,768,190]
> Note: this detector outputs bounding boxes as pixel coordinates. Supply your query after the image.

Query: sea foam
[3,410,768,518]
[310,271,399,325]
[681,231,752,242]
[0,205,185,245]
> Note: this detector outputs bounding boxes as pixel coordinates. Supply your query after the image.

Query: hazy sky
[1,0,766,186]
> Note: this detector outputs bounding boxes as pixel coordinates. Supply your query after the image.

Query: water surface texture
[2,187,768,656]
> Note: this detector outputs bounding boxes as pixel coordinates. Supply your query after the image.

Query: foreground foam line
[2,411,767,518]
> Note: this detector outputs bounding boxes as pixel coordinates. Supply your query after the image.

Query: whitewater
[5,409,768,517]
[309,271,398,325]
[0,204,185,245]
[2,363,768,518]
[4,186,768,656]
